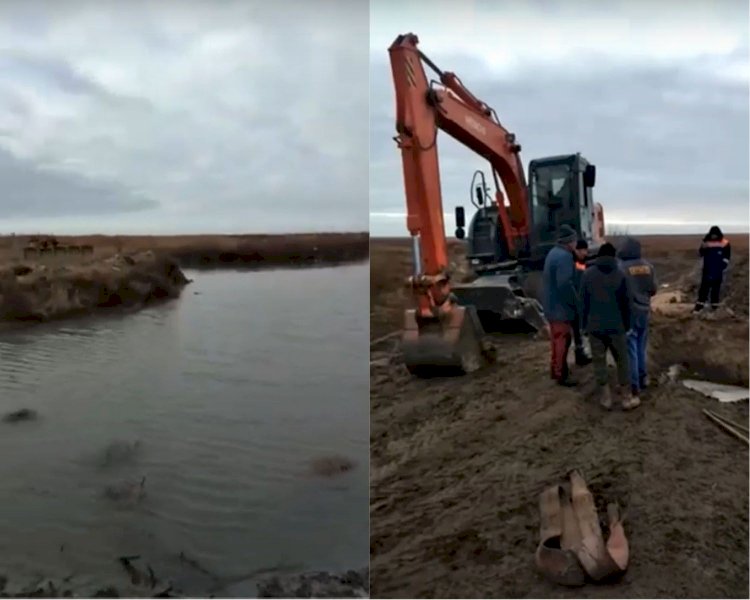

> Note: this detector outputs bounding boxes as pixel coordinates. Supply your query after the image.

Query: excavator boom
[390,33,532,262]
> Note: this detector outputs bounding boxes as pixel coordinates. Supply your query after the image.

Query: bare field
[370,234,749,599]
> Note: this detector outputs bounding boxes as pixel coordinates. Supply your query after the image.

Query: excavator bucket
[452,272,547,333]
[401,304,490,376]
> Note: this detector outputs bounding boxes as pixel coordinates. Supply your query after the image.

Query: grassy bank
[0,251,189,324]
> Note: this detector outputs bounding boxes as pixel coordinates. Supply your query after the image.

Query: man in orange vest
[694,225,731,312]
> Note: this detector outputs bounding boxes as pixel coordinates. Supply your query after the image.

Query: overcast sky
[0,0,369,235]
[370,0,749,236]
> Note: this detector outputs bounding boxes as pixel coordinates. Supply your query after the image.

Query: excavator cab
[527,153,602,265]
[451,153,603,332]
[458,154,600,270]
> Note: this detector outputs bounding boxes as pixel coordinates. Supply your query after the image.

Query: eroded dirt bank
[0,232,369,325]
[0,251,189,324]
[0,565,369,598]
[370,235,749,599]
[257,567,369,598]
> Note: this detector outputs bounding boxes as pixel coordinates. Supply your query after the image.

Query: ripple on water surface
[0,264,369,594]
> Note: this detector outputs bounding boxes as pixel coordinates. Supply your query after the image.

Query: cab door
[578,168,593,242]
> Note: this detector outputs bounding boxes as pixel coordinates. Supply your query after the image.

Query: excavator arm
[389,32,531,279]
[390,32,536,375]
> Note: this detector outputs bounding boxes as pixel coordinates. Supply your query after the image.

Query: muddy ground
[370,235,749,599]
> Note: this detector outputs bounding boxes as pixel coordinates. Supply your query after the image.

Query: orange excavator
[389,33,606,375]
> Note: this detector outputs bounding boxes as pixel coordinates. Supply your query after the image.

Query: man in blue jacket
[694,225,731,312]
[617,236,657,400]
[542,224,579,387]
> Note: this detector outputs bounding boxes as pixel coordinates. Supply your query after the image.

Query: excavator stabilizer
[402,304,490,376]
[452,273,547,332]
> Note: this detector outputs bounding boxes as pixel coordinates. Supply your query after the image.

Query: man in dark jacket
[581,243,636,410]
[572,239,592,366]
[542,224,579,386]
[617,237,658,399]
[694,225,731,312]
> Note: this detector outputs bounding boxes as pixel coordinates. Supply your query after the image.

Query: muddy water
[0,264,368,596]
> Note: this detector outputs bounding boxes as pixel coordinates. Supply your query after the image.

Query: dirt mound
[0,251,189,323]
[679,254,748,316]
[649,253,749,387]
[649,312,749,386]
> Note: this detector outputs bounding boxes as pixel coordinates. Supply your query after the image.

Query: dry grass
[0,232,369,269]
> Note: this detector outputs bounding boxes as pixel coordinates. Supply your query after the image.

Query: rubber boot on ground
[557,360,577,387]
[622,391,641,411]
[557,376,578,388]
[575,348,592,367]
[598,386,613,410]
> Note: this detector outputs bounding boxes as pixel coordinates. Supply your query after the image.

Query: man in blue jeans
[617,237,658,400]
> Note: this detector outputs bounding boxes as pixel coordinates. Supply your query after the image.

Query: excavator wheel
[402,304,489,377]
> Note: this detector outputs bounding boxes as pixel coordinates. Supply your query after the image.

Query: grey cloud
[0,53,106,97]
[0,0,369,233]
[0,147,158,217]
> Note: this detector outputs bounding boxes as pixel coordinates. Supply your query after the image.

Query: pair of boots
[693,302,718,313]
[598,385,641,411]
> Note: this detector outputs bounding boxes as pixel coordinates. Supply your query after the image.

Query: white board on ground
[682,379,750,403]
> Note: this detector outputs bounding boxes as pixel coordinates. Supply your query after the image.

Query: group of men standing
[542,225,649,410]
[541,224,732,411]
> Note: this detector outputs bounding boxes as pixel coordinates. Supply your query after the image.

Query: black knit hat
[557,224,577,244]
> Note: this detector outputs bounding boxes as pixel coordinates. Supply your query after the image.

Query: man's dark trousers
[589,332,630,389]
